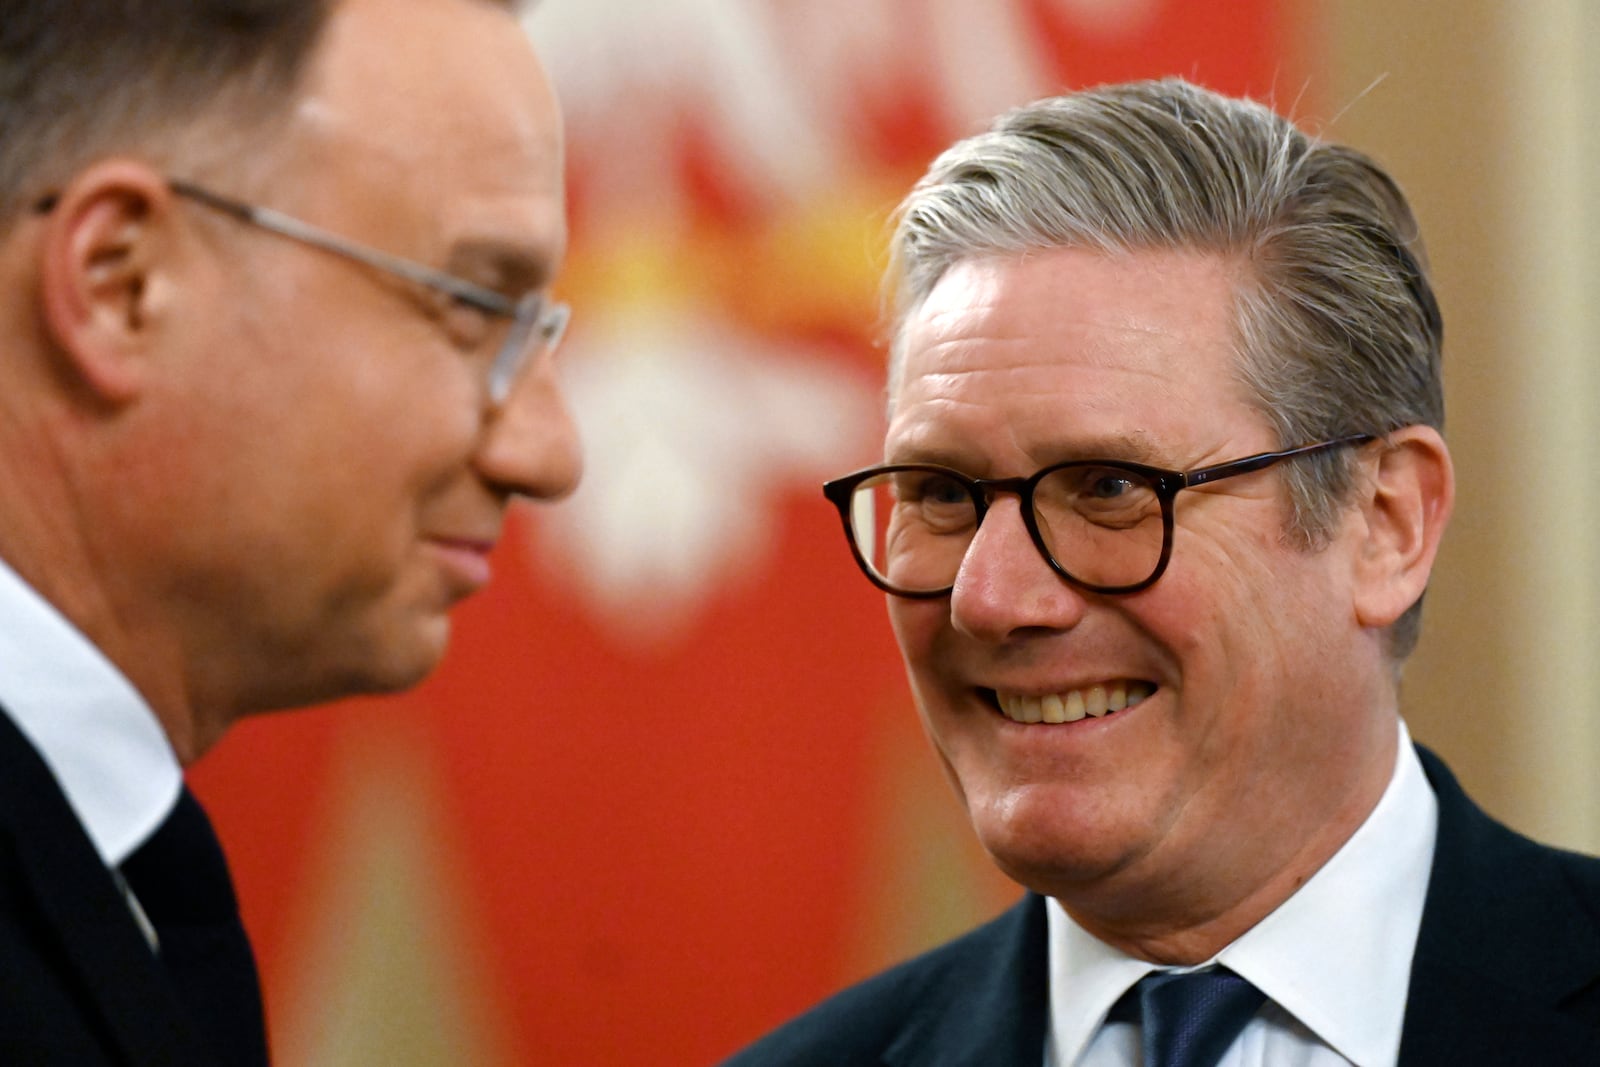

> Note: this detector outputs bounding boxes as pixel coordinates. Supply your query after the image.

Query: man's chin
[967,787,1150,896]
[366,619,454,694]
[300,616,455,705]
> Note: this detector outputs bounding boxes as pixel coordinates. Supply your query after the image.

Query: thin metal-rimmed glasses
[38,179,569,405]
[822,435,1376,598]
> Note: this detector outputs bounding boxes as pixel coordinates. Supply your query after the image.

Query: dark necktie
[1109,967,1266,1067]
[119,788,270,1066]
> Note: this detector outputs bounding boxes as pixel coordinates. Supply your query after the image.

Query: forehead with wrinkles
[888,248,1258,467]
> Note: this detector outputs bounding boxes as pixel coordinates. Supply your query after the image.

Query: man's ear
[36,160,184,405]
[1351,425,1455,629]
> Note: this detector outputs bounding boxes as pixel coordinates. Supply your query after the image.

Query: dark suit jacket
[721,747,1600,1065]
[0,707,232,1065]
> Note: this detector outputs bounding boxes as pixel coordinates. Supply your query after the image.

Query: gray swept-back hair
[887,77,1443,661]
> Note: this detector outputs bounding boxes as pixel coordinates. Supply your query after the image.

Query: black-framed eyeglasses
[822,435,1376,598]
[37,179,569,405]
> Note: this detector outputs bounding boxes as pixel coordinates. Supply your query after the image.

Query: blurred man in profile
[0,0,579,1061]
[724,78,1600,1065]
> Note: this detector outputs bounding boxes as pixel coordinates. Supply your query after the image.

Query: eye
[437,294,497,351]
[1051,465,1145,501]
[907,472,969,507]
[890,470,968,509]
[1086,473,1139,500]
[888,470,976,535]
[1037,464,1158,529]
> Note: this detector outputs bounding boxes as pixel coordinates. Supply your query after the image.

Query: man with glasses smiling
[0,0,579,1062]
[725,80,1600,1066]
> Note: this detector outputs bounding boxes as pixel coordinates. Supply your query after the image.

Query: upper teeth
[998,682,1154,724]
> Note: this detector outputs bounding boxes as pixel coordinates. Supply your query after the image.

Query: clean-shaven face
[885,246,1391,936]
[150,0,580,713]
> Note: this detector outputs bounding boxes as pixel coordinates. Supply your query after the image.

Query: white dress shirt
[1045,720,1438,1067]
[0,555,181,868]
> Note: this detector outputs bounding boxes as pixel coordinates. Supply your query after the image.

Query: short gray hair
[887,78,1444,660]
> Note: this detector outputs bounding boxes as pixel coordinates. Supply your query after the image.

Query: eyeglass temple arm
[167,179,517,316]
[1182,434,1377,489]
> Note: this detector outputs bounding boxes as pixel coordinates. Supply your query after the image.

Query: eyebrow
[889,430,1164,472]
[1049,431,1163,465]
[446,237,560,298]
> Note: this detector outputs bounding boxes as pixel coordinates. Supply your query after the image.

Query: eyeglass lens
[846,465,1167,594]
[487,299,569,404]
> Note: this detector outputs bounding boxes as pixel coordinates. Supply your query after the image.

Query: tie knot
[119,789,238,927]
[1111,967,1266,1067]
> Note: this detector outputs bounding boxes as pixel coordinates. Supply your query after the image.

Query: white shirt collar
[1047,719,1438,1067]
[0,555,181,866]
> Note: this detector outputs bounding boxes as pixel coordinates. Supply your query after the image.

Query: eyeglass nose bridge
[965,473,1038,521]
[957,472,1063,581]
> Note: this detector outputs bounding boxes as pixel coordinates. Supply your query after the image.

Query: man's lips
[982,681,1156,724]
[428,536,496,591]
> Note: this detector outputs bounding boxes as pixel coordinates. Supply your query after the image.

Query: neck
[0,514,213,766]
[1059,718,1400,965]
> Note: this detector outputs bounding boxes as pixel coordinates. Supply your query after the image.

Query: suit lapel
[883,894,1050,1067]
[1399,747,1600,1063]
[0,708,216,1064]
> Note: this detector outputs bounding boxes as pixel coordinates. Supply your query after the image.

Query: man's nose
[473,353,583,501]
[949,496,1086,642]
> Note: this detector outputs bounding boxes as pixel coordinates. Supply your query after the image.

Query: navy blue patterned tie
[1111,967,1266,1067]
[120,788,269,1067]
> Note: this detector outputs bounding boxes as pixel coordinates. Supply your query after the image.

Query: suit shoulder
[1422,744,1600,907]
[1417,746,1600,1004]
[1533,832,1600,919]
[717,896,1039,1067]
